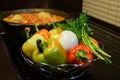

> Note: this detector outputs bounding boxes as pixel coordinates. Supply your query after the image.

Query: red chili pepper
[69,44,93,64]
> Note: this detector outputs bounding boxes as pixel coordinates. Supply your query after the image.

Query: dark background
[0,0,83,12]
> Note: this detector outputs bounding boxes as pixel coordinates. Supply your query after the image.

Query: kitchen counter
[0,16,120,80]
[0,22,22,80]
[0,36,18,80]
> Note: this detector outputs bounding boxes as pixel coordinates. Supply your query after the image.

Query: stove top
[0,14,120,80]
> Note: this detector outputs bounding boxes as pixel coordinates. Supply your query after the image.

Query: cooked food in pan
[3,11,65,24]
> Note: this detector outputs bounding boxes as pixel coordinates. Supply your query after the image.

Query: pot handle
[0,28,6,35]
[0,21,6,35]
[0,27,6,35]
[0,31,6,35]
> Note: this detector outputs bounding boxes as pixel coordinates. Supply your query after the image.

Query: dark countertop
[0,36,18,80]
[0,16,120,80]
[0,22,22,80]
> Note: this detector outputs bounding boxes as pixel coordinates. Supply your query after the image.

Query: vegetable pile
[22,13,112,66]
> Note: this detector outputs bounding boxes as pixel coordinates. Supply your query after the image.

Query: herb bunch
[54,13,112,64]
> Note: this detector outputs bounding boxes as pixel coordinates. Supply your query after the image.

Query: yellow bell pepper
[49,27,63,40]
[22,34,44,58]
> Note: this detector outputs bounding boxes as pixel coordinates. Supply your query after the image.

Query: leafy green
[54,13,112,64]
[56,13,93,41]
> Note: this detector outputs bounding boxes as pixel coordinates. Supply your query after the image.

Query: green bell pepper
[37,38,68,65]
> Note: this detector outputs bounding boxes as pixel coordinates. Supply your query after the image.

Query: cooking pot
[0,9,70,44]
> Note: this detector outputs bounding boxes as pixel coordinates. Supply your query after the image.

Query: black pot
[0,9,70,45]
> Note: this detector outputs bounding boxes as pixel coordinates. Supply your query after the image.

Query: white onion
[59,30,78,51]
